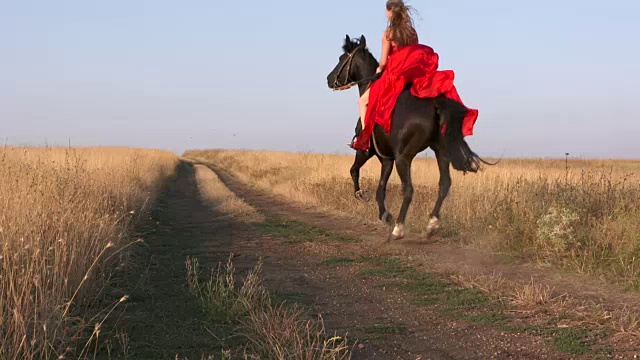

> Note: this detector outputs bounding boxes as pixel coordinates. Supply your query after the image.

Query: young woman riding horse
[350,0,418,149]
[328,0,486,241]
[351,0,478,152]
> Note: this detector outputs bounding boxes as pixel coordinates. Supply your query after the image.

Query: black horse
[327,34,487,241]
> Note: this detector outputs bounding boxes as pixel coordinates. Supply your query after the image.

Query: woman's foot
[349,137,368,151]
[347,135,358,149]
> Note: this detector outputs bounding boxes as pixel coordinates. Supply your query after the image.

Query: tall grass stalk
[0,146,178,359]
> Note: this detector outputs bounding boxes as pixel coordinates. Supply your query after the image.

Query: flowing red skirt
[353,44,478,151]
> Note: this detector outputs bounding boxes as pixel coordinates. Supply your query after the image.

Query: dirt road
[105,160,637,359]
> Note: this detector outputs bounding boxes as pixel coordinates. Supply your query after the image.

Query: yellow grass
[510,278,554,307]
[193,164,264,223]
[453,271,506,295]
[184,149,640,286]
[0,146,178,359]
[186,255,351,359]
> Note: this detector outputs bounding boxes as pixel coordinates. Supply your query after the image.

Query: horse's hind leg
[427,147,452,237]
[376,158,395,226]
[391,155,415,241]
[351,149,375,201]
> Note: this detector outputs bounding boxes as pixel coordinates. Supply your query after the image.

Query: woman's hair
[386,0,418,47]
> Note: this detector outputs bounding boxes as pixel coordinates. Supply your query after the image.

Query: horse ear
[360,35,367,47]
[345,34,351,44]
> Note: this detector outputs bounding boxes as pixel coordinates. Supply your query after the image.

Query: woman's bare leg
[349,88,371,148]
[358,88,370,130]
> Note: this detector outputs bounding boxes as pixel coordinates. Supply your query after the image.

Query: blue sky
[1,1,638,158]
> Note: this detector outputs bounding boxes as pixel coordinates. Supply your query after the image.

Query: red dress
[352,42,478,151]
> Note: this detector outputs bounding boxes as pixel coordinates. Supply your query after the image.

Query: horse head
[326,35,378,91]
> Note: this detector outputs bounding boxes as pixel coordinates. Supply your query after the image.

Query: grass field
[0,146,178,359]
[4,146,637,358]
[184,149,640,288]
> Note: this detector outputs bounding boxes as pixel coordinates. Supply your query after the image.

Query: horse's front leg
[376,158,395,225]
[351,149,375,201]
[427,147,452,237]
[390,155,415,241]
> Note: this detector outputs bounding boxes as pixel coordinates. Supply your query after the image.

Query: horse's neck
[357,53,379,95]
[358,83,369,96]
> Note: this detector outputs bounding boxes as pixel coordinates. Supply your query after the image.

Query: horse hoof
[380,212,394,226]
[355,190,370,202]
[391,223,405,241]
[426,216,440,238]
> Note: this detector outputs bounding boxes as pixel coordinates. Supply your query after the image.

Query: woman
[350,0,477,151]
[351,0,417,149]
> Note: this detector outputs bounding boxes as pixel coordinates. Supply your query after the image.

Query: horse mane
[342,36,365,53]
[342,35,380,71]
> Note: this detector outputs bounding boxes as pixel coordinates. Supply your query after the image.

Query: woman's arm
[378,29,391,73]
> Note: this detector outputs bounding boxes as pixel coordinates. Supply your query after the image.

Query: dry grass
[453,271,506,295]
[184,149,640,287]
[510,278,554,307]
[193,164,264,223]
[187,255,352,359]
[0,146,178,359]
[452,266,640,345]
[239,305,350,360]
[611,309,640,340]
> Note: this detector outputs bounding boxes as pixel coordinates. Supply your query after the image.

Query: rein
[331,45,382,91]
[332,73,381,91]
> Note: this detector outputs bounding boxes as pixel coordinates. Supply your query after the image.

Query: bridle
[331,45,381,91]
[331,45,362,91]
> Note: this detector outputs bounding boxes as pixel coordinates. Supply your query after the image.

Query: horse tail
[438,98,493,173]
[445,125,481,173]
